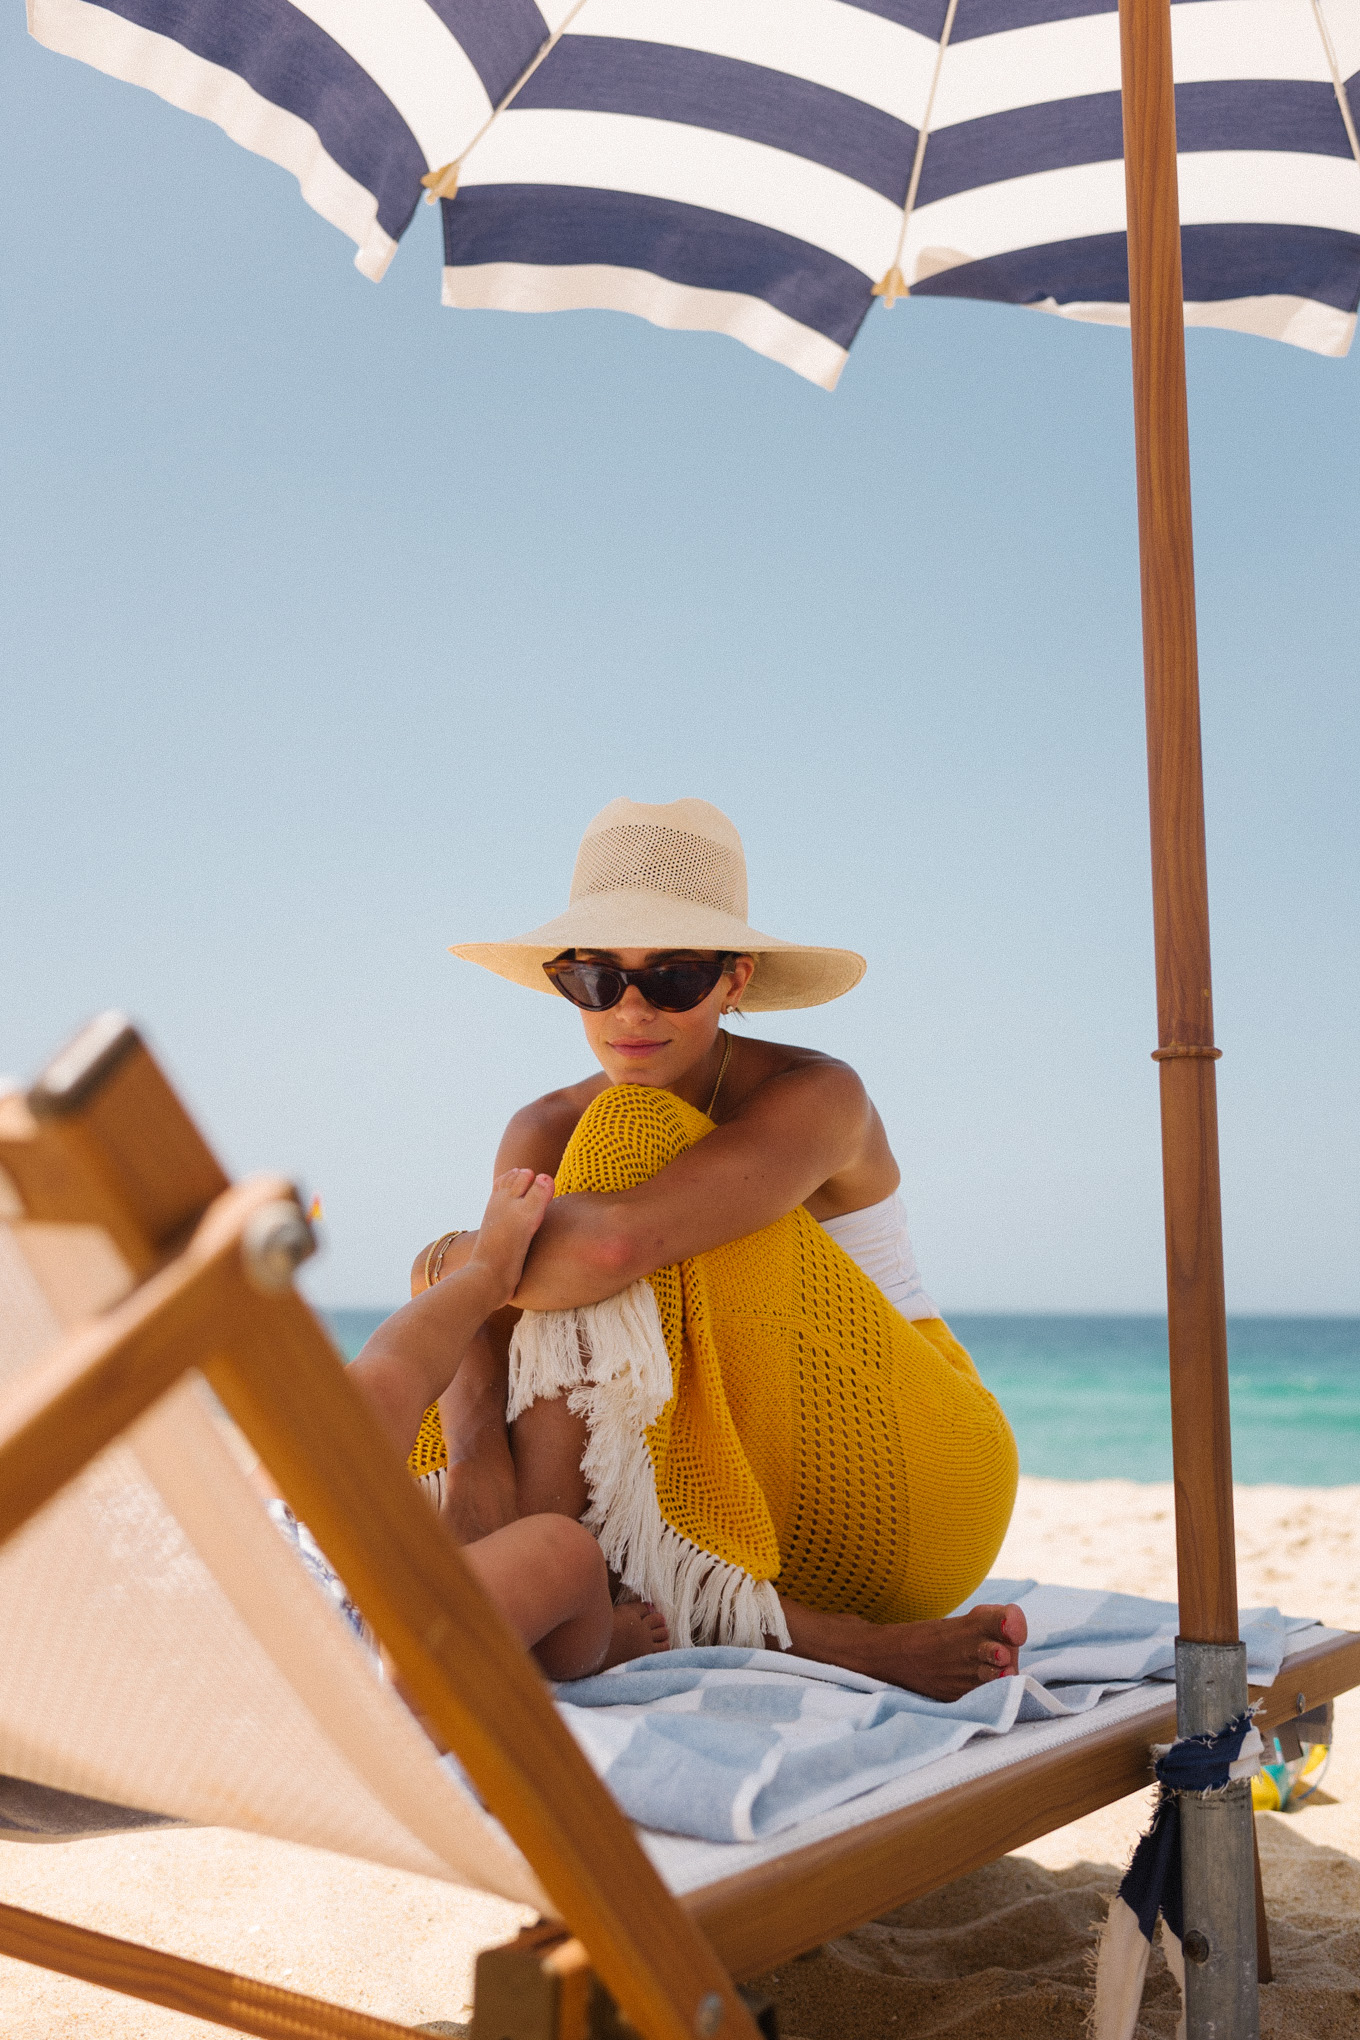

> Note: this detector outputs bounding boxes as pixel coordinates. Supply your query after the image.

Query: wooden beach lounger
[1,1017,1356,2040]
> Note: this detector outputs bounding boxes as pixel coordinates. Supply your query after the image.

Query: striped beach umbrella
[24,5,1360,2036]
[27,1,1360,388]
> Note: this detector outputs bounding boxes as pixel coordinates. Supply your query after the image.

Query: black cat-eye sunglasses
[543,953,735,1013]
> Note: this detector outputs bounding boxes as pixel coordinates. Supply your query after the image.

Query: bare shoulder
[496,1072,609,1175]
[723,1035,898,1213]
[724,1035,868,1117]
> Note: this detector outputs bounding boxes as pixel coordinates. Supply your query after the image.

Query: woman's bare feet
[600,1600,671,1669]
[779,1598,1027,1700]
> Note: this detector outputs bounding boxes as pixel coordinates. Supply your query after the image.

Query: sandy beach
[1,1476,1356,2038]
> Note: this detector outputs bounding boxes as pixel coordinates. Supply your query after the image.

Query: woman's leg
[461,1514,666,1680]
[425,1279,671,1667]
[386,1516,663,1737]
[519,1084,1023,1695]
[424,1090,715,1544]
[433,1312,598,1534]
[511,1393,592,1520]
[462,1514,609,1679]
[776,1595,1027,1697]
[433,1312,519,1544]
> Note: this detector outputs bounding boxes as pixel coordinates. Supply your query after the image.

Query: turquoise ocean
[324,1312,1360,1488]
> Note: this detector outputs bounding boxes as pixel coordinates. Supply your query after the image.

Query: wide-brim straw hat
[451,797,865,1013]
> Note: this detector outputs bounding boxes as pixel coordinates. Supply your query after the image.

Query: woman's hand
[466,1168,556,1307]
[352,1169,553,1454]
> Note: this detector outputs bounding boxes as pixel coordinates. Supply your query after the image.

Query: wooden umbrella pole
[1116,0,1236,1645]
[1117,3,1259,2032]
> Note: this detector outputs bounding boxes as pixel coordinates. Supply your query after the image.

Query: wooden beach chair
[1,1015,1356,2040]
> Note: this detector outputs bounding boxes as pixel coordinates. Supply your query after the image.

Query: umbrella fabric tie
[1091,1709,1263,2040]
[874,0,961,307]
[1311,0,1360,172]
[421,0,592,207]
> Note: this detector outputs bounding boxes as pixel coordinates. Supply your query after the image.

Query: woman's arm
[504,1060,875,1311]
[351,1259,508,1451]
[355,1169,553,1451]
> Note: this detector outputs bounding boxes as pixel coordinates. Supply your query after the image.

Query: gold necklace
[705,1029,733,1119]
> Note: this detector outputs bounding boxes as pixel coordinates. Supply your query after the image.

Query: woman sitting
[396,797,1023,1700]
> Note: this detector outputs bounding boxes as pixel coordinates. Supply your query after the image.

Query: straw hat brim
[450,889,865,1012]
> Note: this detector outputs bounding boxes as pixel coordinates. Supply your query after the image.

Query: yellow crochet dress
[411,1084,1017,1648]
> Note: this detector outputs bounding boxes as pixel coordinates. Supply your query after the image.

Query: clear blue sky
[2,23,1356,1313]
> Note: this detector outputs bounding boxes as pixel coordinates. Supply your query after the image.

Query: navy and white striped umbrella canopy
[30,0,1360,389]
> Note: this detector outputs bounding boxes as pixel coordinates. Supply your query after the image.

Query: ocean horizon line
[320,1308,1359,1488]
[321,1307,1360,1324]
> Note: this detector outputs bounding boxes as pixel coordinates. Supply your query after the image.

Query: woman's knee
[556,1082,698,1196]
[525,1518,612,1681]
[521,1513,607,1608]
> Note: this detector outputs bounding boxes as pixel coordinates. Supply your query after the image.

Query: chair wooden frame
[0,1022,1356,2040]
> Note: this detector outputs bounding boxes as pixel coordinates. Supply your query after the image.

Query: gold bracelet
[424,1230,465,1289]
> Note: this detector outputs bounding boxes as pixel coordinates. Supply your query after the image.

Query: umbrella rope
[1310,0,1360,172]
[421,0,594,205]
[874,0,962,309]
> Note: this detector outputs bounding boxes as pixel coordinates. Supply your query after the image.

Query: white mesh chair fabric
[0,1197,546,1911]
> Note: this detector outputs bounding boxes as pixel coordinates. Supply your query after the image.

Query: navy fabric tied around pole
[1091,1711,1263,2040]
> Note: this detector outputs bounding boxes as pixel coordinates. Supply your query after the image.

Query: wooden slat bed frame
[687,1629,1360,1978]
[0,1021,1354,2040]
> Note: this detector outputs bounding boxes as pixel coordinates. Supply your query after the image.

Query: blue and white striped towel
[552,1579,1316,1842]
[266,1514,1317,1846]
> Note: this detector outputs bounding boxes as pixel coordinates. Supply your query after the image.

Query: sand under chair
[0,1016,1355,2040]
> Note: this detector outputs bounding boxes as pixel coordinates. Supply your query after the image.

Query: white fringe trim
[414,1468,445,1512]
[509,1281,790,1651]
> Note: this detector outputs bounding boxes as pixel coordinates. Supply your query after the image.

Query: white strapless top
[816,1192,939,1322]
